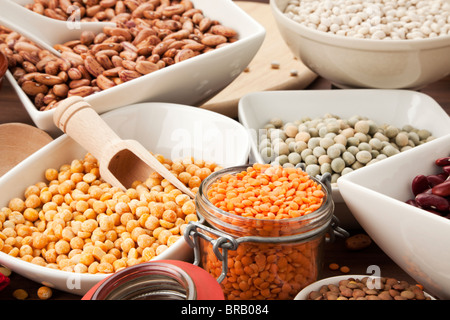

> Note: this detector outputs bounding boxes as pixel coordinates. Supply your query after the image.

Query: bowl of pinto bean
[1,0,265,136]
[337,133,450,300]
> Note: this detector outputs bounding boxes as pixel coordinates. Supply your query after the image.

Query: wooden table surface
[0,0,449,301]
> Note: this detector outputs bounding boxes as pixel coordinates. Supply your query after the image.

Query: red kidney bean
[411,174,430,196]
[425,207,446,216]
[415,192,449,212]
[432,180,450,197]
[406,199,419,207]
[407,154,450,217]
[435,157,450,167]
[427,174,445,187]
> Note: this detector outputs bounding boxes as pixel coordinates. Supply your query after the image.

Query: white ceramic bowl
[270,0,450,89]
[0,102,251,296]
[7,0,265,136]
[337,134,450,300]
[294,275,435,300]
[238,89,450,228]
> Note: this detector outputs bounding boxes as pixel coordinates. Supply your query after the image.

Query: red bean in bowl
[406,156,450,218]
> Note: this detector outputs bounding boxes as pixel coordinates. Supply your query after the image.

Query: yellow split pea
[0,153,221,274]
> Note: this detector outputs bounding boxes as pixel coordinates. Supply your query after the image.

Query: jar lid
[82,260,224,300]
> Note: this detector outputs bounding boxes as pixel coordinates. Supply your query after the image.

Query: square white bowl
[0,102,251,296]
[337,134,450,300]
[238,89,450,228]
[7,0,265,136]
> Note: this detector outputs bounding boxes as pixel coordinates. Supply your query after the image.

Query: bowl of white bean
[270,0,450,89]
[337,134,450,299]
[238,89,450,228]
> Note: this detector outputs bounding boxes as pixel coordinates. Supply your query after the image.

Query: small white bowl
[238,89,450,228]
[294,275,435,300]
[0,102,251,296]
[270,0,450,89]
[8,0,265,136]
[337,134,450,300]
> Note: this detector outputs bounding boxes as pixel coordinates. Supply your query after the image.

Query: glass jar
[82,260,224,300]
[185,165,344,300]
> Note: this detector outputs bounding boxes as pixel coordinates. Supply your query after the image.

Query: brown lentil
[345,233,372,250]
[0,153,221,274]
[339,265,350,273]
[307,277,431,300]
[328,262,339,271]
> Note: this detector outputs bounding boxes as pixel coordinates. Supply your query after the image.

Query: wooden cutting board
[200,1,317,118]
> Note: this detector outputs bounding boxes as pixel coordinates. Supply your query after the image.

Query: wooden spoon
[0,122,52,176]
[53,96,195,198]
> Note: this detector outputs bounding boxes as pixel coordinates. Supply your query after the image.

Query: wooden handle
[53,96,123,163]
[53,97,195,198]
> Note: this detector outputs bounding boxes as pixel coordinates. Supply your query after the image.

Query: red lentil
[198,164,331,300]
[207,163,325,220]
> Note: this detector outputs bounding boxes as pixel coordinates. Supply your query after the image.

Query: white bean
[283,0,450,40]
[258,114,435,187]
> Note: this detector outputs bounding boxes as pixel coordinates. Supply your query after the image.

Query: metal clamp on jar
[184,165,348,300]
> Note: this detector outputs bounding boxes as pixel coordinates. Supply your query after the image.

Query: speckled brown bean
[21,80,48,96]
[4,0,238,111]
[52,84,69,97]
[339,285,353,298]
[352,288,365,299]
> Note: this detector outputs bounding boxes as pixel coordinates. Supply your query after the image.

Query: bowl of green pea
[238,89,450,228]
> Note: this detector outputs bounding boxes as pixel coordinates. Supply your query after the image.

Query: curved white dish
[338,134,450,300]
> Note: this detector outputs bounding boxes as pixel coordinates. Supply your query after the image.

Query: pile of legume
[207,163,325,220]
[406,155,450,217]
[258,114,435,185]
[200,164,329,300]
[284,0,450,40]
[0,153,221,274]
[0,0,238,111]
[201,237,322,300]
[306,276,431,300]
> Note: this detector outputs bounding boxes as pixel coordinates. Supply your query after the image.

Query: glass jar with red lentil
[185,164,342,300]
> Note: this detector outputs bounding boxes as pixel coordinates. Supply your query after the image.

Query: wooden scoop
[53,96,195,198]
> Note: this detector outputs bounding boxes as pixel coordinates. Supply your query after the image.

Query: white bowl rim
[270,0,450,50]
